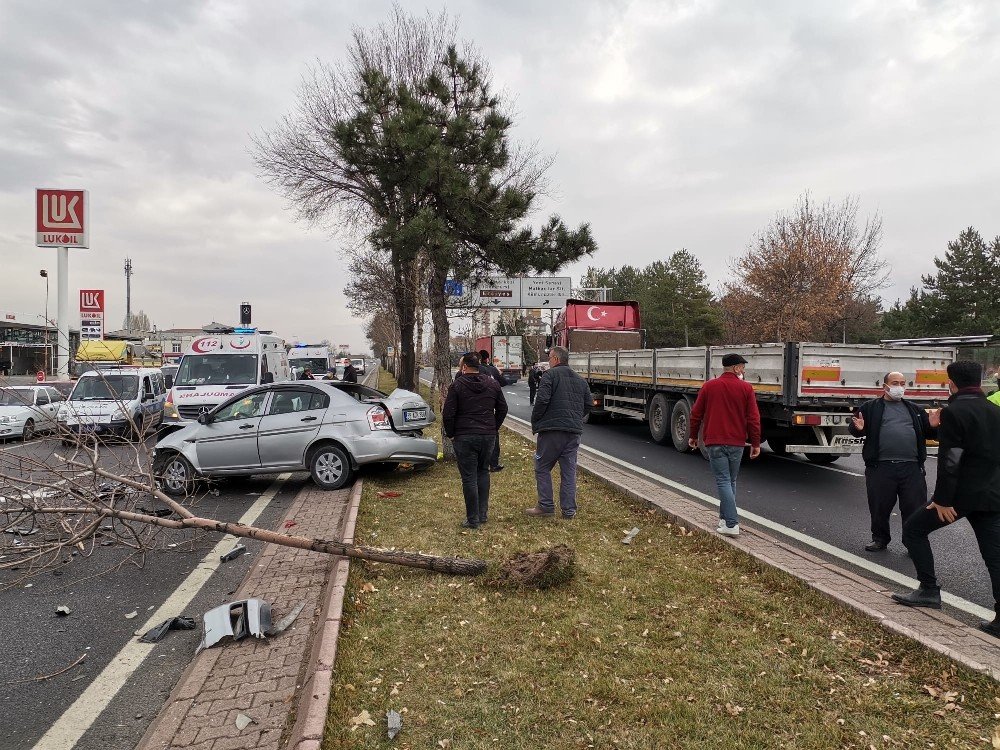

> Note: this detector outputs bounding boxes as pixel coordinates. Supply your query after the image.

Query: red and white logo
[79,289,104,313]
[36,189,89,248]
[191,337,222,354]
[229,336,251,350]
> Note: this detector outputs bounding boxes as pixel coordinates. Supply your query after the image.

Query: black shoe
[891,587,941,609]
[478,517,488,525]
[460,520,479,530]
[978,619,1000,638]
[864,540,888,552]
[489,465,504,473]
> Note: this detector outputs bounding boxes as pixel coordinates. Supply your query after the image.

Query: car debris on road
[139,615,197,643]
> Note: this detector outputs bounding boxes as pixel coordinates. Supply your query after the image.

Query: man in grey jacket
[527,346,592,519]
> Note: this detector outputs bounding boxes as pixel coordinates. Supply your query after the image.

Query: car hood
[63,401,128,417]
[378,388,436,430]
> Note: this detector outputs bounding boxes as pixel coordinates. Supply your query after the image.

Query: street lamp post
[40,269,49,375]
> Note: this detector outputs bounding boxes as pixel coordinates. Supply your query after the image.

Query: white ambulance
[160,327,290,435]
[288,345,335,379]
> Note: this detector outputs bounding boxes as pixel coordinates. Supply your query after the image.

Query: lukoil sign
[36,189,89,248]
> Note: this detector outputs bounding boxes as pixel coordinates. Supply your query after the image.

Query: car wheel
[310,444,353,490]
[21,420,35,441]
[158,454,195,496]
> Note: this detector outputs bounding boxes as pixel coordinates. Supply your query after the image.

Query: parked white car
[0,386,65,441]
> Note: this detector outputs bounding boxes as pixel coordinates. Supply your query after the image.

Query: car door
[256,388,328,468]
[195,391,269,471]
[32,388,54,427]
[42,387,62,429]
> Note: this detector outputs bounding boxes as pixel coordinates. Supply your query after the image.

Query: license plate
[403,408,427,423]
[831,435,864,446]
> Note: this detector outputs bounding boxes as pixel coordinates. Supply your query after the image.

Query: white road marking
[506,414,993,621]
[35,473,292,750]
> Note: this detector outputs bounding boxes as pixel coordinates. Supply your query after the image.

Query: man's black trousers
[864,460,926,544]
[902,507,1000,612]
[453,434,495,525]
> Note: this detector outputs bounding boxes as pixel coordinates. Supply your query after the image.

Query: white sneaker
[718,523,740,537]
[717,519,726,530]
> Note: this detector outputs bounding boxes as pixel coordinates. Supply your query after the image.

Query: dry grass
[324,373,1000,749]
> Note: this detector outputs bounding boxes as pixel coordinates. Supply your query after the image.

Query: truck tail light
[367,406,392,431]
[794,414,822,426]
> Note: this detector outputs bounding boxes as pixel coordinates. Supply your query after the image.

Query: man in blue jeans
[442,352,508,529]
[688,353,762,536]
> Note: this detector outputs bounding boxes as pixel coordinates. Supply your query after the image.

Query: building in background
[0,309,80,376]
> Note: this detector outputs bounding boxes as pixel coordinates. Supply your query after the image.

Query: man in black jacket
[526,346,592,519]
[342,362,359,383]
[443,352,508,530]
[479,350,505,472]
[527,361,543,405]
[849,371,940,552]
[891,361,1000,636]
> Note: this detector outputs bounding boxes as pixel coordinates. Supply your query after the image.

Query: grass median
[325,372,1000,749]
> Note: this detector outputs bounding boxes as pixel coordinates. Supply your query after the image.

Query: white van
[289,345,334,379]
[59,366,167,442]
[161,328,289,435]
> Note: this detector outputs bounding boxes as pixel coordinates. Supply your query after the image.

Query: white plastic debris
[622,527,641,545]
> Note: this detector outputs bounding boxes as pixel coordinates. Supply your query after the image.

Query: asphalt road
[0,435,305,750]
[423,369,994,620]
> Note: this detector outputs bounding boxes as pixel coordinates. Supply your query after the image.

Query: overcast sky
[2,0,998,350]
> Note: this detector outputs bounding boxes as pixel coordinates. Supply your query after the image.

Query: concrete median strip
[502,415,1000,682]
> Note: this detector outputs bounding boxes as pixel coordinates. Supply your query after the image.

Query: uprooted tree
[0,376,487,591]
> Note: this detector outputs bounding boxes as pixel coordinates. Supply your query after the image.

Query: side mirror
[197,413,211,425]
[262,372,275,384]
[142,393,154,402]
[164,375,174,389]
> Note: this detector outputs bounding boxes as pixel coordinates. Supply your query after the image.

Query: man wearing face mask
[849,371,940,552]
[891,360,1000,636]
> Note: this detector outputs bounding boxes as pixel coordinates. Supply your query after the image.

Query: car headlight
[164,402,180,420]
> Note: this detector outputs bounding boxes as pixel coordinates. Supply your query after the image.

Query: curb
[500,419,1000,682]
[286,479,364,750]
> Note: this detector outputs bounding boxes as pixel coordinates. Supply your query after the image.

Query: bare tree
[722,192,888,342]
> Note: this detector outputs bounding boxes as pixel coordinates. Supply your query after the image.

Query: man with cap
[688,353,761,536]
[891,360,1000,638]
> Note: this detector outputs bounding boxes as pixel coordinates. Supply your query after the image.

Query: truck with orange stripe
[569,342,955,463]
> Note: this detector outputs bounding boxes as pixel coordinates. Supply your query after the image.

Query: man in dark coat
[891,361,1000,637]
[527,361,544,405]
[527,346,592,519]
[849,371,940,552]
[342,362,358,383]
[443,352,508,529]
[479,350,505,471]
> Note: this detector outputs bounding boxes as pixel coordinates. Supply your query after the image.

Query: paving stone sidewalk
[136,482,354,750]
[503,418,1000,681]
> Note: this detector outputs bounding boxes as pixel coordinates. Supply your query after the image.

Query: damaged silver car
[152,381,437,495]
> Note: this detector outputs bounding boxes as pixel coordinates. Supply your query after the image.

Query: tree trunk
[415,304,425,387]
[394,255,417,391]
[428,260,455,459]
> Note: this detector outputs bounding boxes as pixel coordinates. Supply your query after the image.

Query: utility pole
[124,258,133,331]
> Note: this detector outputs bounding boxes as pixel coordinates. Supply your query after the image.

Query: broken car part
[200,598,272,650]
[139,616,196,643]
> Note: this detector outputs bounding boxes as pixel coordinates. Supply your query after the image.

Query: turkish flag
[576,304,627,329]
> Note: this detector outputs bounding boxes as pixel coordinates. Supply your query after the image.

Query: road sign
[445,276,570,309]
[387,345,395,356]
[36,189,89,248]
[79,289,104,340]
[519,277,571,309]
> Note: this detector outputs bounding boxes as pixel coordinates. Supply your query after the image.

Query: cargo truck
[570,342,955,462]
[474,335,523,383]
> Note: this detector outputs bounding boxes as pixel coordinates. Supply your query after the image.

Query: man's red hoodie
[688,372,761,448]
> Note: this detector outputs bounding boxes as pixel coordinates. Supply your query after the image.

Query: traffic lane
[1,438,303,750]
[498,380,994,615]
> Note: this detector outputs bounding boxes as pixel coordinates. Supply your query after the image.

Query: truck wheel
[767,438,788,456]
[670,400,694,453]
[648,394,671,444]
[805,453,839,465]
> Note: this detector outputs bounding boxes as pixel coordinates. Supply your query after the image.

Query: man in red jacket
[688,353,762,537]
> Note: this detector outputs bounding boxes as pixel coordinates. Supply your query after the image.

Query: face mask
[886,385,905,400]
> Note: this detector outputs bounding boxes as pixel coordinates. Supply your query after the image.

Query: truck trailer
[553,299,643,352]
[474,335,524,383]
[570,342,955,462]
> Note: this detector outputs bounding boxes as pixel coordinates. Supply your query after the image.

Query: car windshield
[175,354,259,386]
[0,389,32,406]
[71,375,139,401]
[290,358,329,372]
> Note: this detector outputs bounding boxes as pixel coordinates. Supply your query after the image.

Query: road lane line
[35,473,292,750]
[506,414,993,621]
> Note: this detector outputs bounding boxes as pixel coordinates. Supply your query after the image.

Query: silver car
[0,386,64,441]
[152,380,437,495]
